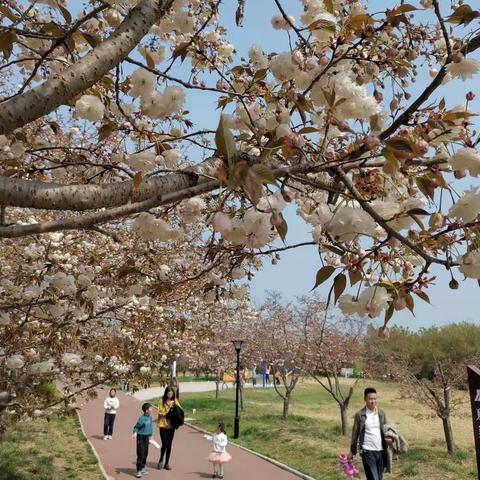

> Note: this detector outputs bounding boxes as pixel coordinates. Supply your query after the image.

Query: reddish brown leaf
[311,266,335,291]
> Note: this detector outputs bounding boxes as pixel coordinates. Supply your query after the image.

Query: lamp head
[232,340,244,352]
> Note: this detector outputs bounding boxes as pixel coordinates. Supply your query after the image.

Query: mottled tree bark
[0,0,174,135]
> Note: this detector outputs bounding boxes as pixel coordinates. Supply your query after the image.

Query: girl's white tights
[213,464,224,477]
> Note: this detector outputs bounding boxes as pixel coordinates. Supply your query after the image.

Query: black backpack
[166,404,184,429]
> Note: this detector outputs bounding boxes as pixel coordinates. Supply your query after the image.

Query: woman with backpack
[157,386,183,470]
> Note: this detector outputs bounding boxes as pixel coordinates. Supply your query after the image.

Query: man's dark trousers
[362,450,383,480]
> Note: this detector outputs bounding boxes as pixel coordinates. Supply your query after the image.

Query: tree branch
[0,0,174,135]
[0,178,219,238]
[334,167,455,268]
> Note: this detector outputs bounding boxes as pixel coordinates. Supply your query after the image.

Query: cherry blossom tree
[3,0,480,433]
[0,213,256,433]
[246,292,302,420]
[178,302,258,399]
[0,0,479,330]
[298,295,364,435]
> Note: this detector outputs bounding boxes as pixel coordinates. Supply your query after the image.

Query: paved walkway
[77,386,304,480]
[133,382,273,401]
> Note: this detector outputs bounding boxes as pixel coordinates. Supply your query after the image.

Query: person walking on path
[132,402,154,478]
[103,388,120,440]
[157,386,181,470]
[261,361,267,388]
[252,365,257,387]
[204,423,232,479]
[265,365,271,386]
[350,387,388,480]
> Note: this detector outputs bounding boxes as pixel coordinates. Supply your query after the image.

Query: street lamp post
[232,340,243,439]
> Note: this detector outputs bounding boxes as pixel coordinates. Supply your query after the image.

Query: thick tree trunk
[0,0,174,135]
[340,404,349,436]
[442,415,455,454]
[215,375,220,400]
[0,178,218,238]
[0,157,222,212]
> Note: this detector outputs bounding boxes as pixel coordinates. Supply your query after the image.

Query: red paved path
[77,387,306,480]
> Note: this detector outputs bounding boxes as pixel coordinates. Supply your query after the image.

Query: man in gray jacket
[350,388,387,480]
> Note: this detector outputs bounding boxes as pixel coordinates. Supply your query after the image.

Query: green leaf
[383,147,400,172]
[347,13,374,33]
[253,68,268,81]
[308,18,336,33]
[390,4,418,16]
[447,5,480,26]
[0,31,16,60]
[155,141,172,155]
[323,244,344,256]
[243,172,263,206]
[217,96,231,110]
[333,273,347,304]
[311,266,335,291]
[215,115,237,166]
[416,176,436,201]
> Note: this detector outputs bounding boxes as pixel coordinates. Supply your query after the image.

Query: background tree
[298,295,364,435]
[248,293,301,420]
[365,323,480,454]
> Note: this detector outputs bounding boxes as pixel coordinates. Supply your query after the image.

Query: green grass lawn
[156,379,477,480]
[0,414,103,480]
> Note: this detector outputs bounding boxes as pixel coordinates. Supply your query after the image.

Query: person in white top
[350,388,387,480]
[103,388,120,440]
[204,423,232,479]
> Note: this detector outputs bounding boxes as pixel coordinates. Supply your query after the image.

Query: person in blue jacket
[133,403,153,478]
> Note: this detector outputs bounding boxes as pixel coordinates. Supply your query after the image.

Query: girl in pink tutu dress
[204,423,232,479]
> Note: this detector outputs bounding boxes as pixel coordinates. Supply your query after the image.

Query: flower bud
[449,279,459,290]
[428,213,444,230]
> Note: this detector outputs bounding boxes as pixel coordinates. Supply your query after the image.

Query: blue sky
[171,0,480,329]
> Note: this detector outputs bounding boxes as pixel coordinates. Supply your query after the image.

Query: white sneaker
[103,435,108,440]
[108,435,112,440]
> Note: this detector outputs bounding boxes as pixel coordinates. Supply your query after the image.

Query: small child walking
[132,403,153,478]
[204,423,232,479]
[103,388,120,440]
